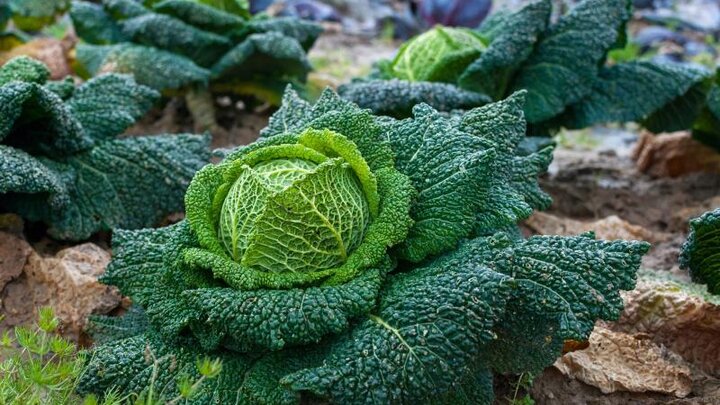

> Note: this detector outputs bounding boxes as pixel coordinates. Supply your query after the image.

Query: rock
[554,326,693,397]
[609,275,720,377]
[524,212,665,243]
[532,367,711,405]
[0,231,31,292]
[1,243,122,341]
[633,131,720,178]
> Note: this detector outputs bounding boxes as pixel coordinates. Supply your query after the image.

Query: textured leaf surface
[0,80,90,156]
[680,208,720,295]
[512,0,630,123]
[152,0,245,34]
[10,135,210,240]
[119,13,231,68]
[563,61,711,129]
[379,103,494,261]
[284,250,512,404]
[77,332,324,405]
[76,43,210,90]
[67,74,159,141]
[0,145,67,207]
[102,219,390,352]
[458,0,551,99]
[338,79,491,118]
[211,32,311,81]
[86,305,149,345]
[247,17,322,51]
[70,1,127,44]
[457,92,553,234]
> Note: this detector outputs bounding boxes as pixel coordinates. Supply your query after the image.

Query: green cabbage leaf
[680,208,720,295]
[0,56,210,240]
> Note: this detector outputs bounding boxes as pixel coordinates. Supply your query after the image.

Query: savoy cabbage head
[0,56,210,240]
[69,0,322,131]
[78,87,650,403]
[340,0,720,149]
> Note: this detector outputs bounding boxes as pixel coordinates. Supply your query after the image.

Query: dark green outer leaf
[211,32,311,82]
[284,253,512,404]
[0,81,91,156]
[70,1,127,44]
[680,208,720,295]
[458,0,551,99]
[380,103,495,261]
[477,233,650,373]
[67,74,159,141]
[86,305,149,345]
[152,0,245,34]
[458,91,553,234]
[10,134,210,241]
[337,79,491,118]
[247,17,322,51]
[512,0,631,123]
[119,13,231,68]
[563,61,712,129]
[76,43,210,90]
[0,145,68,208]
[260,88,395,171]
[0,55,50,85]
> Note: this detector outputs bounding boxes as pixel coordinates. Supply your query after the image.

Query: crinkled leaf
[86,305,149,345]
[0,80,91,156]
[563,61,712,129]
[379,103,494,261]
[70,1,127,44]
[458,0,551,99]
[119,13,231,68]
[284,248,512,404]
[0,55,50,85]
[0,145,68,208]
[77,333,311,405]
[211,32,311,82]
[247,17,322,51]
[103,0,149,20]
[152,0,245,34]
[76,43,210,91]
[458,91,553,234]
[260,88,395,171]
[10,135,210,240]
[680,208,720,295]
[67,74,159,141]
[474,233,650,373]
[338,79,491,118]
[512,0,630,123]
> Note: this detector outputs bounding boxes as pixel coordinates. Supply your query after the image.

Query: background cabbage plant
[77,87,650,403]
[70,0,322,131]
[340,0,720,150]
[0,56,210,240]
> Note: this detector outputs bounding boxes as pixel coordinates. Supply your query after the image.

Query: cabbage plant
[681,208,720,295]
[70,0,322,131]
[0,56,209,240]
[78,88,650,403]
[340,0,720,150]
